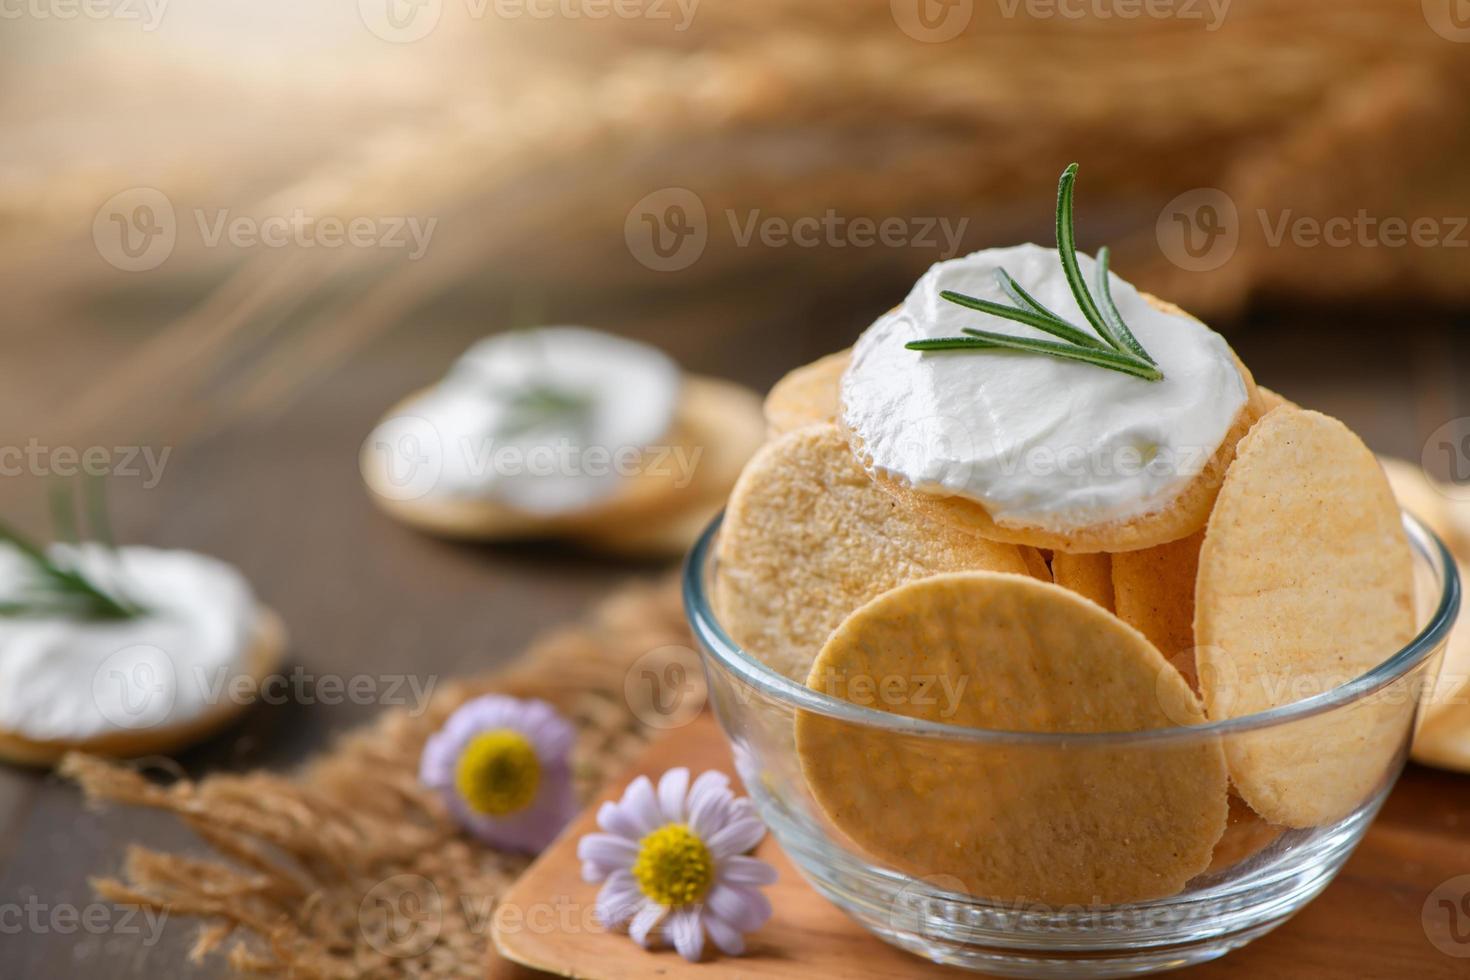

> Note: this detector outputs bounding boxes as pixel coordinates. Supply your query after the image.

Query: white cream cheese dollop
[841,244,1247,531]
[369,327,681,515]
[0,545,261,741]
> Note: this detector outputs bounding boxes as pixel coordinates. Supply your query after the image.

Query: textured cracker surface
[1051,551,1114,611]
[762,349,850,438]
[714,424,1030,682]
[1195,408,1417,827]
[1113,530,1204,690]
[795,572,1227,905]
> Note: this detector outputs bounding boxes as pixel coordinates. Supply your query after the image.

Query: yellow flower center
[631,823,714,907]
[454,729,541,816]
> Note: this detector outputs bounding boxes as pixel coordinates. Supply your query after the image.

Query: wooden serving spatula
[488,712,961,979]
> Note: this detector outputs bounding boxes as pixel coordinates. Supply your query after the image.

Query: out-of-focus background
[2,2,1469,976]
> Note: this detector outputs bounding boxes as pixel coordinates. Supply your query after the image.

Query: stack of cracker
[715,333,1436,905]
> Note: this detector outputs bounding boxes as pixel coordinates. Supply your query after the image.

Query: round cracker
[763,349,851,438]
[1205,793,1284,874]
[1017,545,1052,582]
[796,572,1227,905]
[1195,408,1417,828]
[363,375,748,542]
[0,608,287,768]
[1413,696,1470,773]
[714,424,1032,682]
[1051,551,1114,611]
[1112,530,1204,691]
[576,377,765,556]
[1254,386,1300,414]
[849,296,1264,554]
[1412,557,1470,772]
[1379,456,1461,555]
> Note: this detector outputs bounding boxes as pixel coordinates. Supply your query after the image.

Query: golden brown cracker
[1112,530,1203,690]
[714,424,1032,682]
[763,349,851,438]
[1051,551,1114,611]
[796,571,1227,905]
[577,377,765,555]
[1205,793,1284,874]
[1379,456,1461,555]
[1254,386,1300,414]
[1195,408,1417,827]
[1412,557,1470,772]
[1017,546,1052,582]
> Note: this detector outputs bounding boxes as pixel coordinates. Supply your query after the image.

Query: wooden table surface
[1,252,1467,976]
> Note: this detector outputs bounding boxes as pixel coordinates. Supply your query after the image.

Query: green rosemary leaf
[1055,163,1127,353]
[85,476,118,550]
[495,384,594,440]
[907,332,1163,381]
[49,482,79,545]
[1095,246,1155,366]
[940,289,1104,350]
[906,163,1161,382]
[0,513,140,620]
[993,269,1076,335]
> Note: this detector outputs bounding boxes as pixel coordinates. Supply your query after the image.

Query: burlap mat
[62,574,693,978]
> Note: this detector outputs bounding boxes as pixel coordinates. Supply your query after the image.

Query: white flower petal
[705,817,766,859]
[596,800,643,842]
[703,911,747,957]
[719,855,778,886]
[623,776,664,837]
[666,906,705,963]
[577,832,640,872]
[657,767,691,824]
[687,775,733,839]
[706,883,772,934]
[629,901,667,947]
[728,797,758,823]
[596,874,642,927]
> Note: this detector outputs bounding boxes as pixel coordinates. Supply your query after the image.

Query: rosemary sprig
[906,162,1163,382]
[494,383,594,439]
[0,481,145,620]
[907,334,1164,381]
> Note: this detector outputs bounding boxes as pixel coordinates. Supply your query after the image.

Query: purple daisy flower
[577,768,777,962]
[419,695,577,853]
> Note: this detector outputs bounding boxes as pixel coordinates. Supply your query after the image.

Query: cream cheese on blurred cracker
[841,244,1247,532]
[0,545,262,741]
[370,326,681,515]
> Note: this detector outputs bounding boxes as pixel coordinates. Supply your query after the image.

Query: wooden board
[492,714,1470,979]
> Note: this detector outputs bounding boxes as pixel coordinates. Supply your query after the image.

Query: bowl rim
[682,510,1461,745]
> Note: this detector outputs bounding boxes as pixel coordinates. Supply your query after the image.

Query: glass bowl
[682,512,1459,978]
